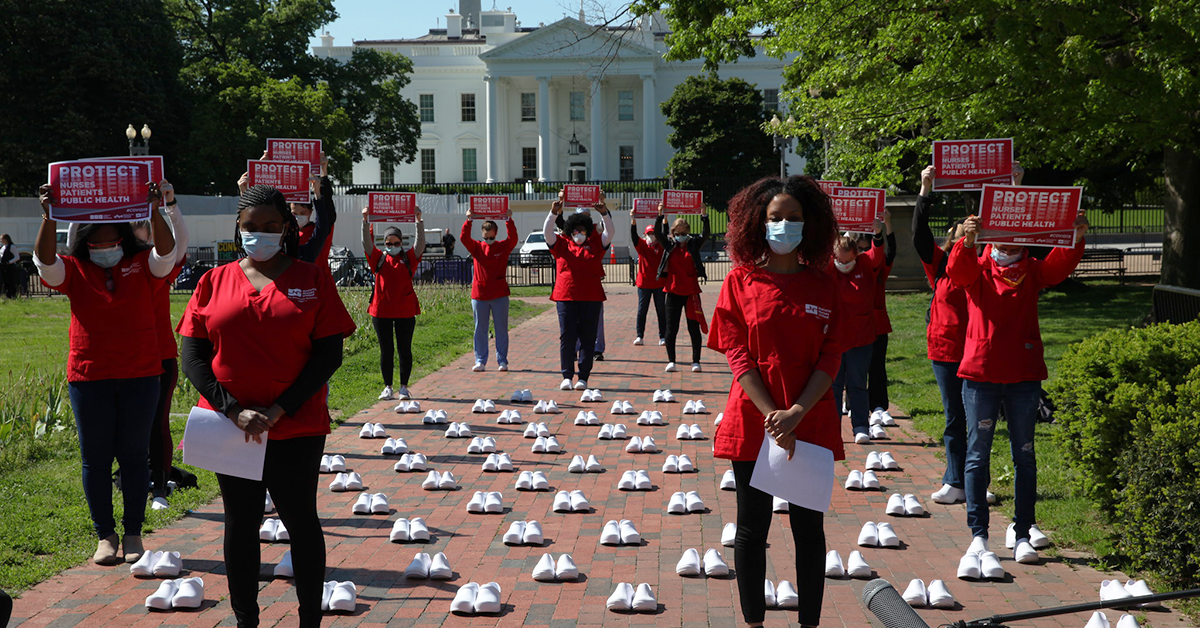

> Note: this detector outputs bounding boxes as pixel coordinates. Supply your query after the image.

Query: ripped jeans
[962,379,1040,543]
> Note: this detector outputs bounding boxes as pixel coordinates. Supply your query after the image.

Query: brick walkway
[9,289,1187,628]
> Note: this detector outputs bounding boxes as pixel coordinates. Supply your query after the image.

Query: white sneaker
[665,362,677,372]
[1030,525,1050,549]
[258,518,278,542]
[144,578,179,610]
[652,390,665,402]
[569,489,589,511]
[703,549,729,577]
[658,338,666,346]
[618,519,641,544]
[1014,539,1038,564]
[274,551,295,578]
[130,550,161,577]
[472,362,485,372]
[932,484,966,504]
[359,423,374,438]
[865,451,882,470]
[987,490,998,504]
[484,491,504,513]
[886,493,905,516]
[979,551,1005,580]
[1085,612,1112,628]
[531,471,550,491]
[471,399,485,413]
[598,424,614,440]
[618,470,636,490]
[675,424,690,440]
[928,579,955,608]
[560,378,573,390]
[612,423,627,439]
[607,582,634,611]
[585,455,602,472]
[776,580,799,608]
[396,386,411,400]
[676,548,701,576]
[870,424,887,439]
[857,521,879,546]
[170,576,205,608]
[516,470,533,490]
[824,550,845,577]
[880,410,896,426]
[957,552,982,580]
[685,491,705,512]
[903,494,925,516]
[968,535,989,555]
[568,455,586,473]
[631,583,657,612]
[902,579,928,607]
[683,400,696,414]
[574,380,588,390]
[390,518,410,542]
[404,552,430,578]
[544,436,560,453]
[773,495,789,513]
[1124,580,1158,607]
[854,432,871,444]
[427,552,452,580]
[599,520,621,545]
[877,522,899,547]
[634,469,652,490]
[634,337,644,345]
[691,363,701,372]
[1101,579,1135,603]
[345,472,363,491]
[474,582,502,614]
[640,436,657,453]
[721,522,737,547]
[880,451,899,470]
[329,454,346,472]
[662,455,679,473]
[720,469,736,490]
[845,470,864,490]
[532,553,557,581]
[622,400,634,413]
[667,492,686,515]
[450,582,478,614]
[869,409,884,426]
[555,554,579,580]
[467,491,485,514]
[545,400,560,413]
[1116,615,1141,628]
[502,521,526,545]
[370,493,389,514]
[847,551,872,578]
[764,579,777,608]
[351,494,371,515]
[379,386,394,400]
[274,521,290,542]
[328,580,356,612]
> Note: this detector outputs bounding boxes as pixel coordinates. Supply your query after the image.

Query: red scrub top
[708,264,845,462]
[833,245,883,350]
[549,232,606,302]
[633,236,666,290]
[947,240,1085,384]
[921,247,969,363]
[44,250,165,382]
[155,263,184,360]
[461,219,517,301]
[367,247,421,319]
[663,245,701,296]
[176,260,356,441]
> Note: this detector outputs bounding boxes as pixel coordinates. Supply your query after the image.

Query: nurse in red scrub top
[178,185,356,628]
[708,175,841,628]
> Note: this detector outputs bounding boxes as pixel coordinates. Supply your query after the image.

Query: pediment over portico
[480,18,659,63]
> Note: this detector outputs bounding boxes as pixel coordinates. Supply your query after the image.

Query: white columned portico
[484,75,498,183]
[537,76,550,181]
[590,77,605,180]
[641,74,656,179]
[547,81,559,181]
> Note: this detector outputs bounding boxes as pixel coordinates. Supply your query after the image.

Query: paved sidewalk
[10,289,1187,628]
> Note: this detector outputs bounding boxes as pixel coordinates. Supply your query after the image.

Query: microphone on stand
[862,578,932,628]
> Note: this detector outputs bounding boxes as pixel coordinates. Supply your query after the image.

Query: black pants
[150,358,177,496]
[732,460,825,626]
[636,287,665,341]
[868,333,890,411]
[556,301,601,381]
[0,264,16,298]
[664,292,702,364]
[372,316,416,387]
[0,588,12,627]
[217,435,326,628]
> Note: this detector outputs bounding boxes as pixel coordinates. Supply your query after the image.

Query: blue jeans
[833,343,874,435]
[962,379,1040,541]
[932,360,967,488]
[69,376,160,539]
[636,287,665,341]
[471,296,510,366]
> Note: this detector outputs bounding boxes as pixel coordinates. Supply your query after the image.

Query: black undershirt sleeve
[272,334,344,416]
[180,336,240,416]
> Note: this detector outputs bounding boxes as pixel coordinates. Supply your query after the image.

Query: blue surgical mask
[89,246,124,269]
[385,245,404,257]
[991,247,1023,267]
[674,234,689,244]
[240,231,283,262]
[766,221,805,255]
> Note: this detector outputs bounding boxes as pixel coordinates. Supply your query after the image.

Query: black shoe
[594,353,604,361]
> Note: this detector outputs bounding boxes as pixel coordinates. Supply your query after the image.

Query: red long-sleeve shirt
[461,219,517,301]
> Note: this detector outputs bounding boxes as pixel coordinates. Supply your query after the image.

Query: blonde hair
[671,218,690,234]
[833,235,857,254]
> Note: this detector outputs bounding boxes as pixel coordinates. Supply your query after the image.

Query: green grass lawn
[886,279,1154,564]
[0,285,548,593]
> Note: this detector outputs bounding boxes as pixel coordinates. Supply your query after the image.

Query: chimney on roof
[446,11,462,38]
[320,32,334,47]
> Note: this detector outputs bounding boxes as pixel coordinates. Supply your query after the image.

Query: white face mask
[572,233,587,245]
[90,246,124,269]
[644,235,656,246]
[991,247,1023,267]
[834,258,857,274]
[484,236,496,244]
[294,214,310,228]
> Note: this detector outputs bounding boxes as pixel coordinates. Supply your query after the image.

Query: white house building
[311,4,804,186]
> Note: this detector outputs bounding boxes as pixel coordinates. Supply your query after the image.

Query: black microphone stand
[950,589,1200,628]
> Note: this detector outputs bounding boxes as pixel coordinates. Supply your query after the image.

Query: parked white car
[518,232,551,265]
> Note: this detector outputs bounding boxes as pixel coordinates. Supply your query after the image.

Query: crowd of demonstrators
[655,205,711,373]
[363,208,426,402]
[630,214,666,346]
[461,212,518,372]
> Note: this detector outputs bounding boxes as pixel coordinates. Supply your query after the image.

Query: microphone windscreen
[861,578,932,628]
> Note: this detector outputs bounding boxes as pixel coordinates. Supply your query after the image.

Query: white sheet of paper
[749,436,835,513]
[182,406,268,481]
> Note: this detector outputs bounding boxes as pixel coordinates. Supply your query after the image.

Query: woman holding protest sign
[947,202,1087,568]
[866,210,896,423]
[363,206,425,401]
[545,189,612,391]
[178,184,356,628]
[461,212,518,372]
[33,182,175,566]
[654,205,711,373]
[708,175,841,628]
[631,214,666,347]
[830,215,891,445]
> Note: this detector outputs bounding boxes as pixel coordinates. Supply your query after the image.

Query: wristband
[166,199,177,207]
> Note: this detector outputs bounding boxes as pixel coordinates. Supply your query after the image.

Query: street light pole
[769,115,793,179]
[127,124,152,156]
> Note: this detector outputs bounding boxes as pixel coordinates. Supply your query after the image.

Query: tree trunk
[1161,146,1200,290]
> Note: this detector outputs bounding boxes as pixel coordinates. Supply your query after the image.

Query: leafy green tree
[660,74,777,210]
[635,0,1200,288]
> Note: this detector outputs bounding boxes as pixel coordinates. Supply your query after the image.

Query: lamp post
[769,115,793,179]
[127,124,151,156]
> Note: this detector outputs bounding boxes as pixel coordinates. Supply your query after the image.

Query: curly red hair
[725,175,837,267]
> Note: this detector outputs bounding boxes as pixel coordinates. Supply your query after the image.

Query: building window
[521,147,538,180]
[380,159,395,186]
[570,92,585,121]
[619,145,634,181]
[461,93,476,122]
[419,94,435,122]
[520,92,537,122]
[762,88,779,113]
[462,148,478,182]
[420,148,436,184]
[618,91,634,121]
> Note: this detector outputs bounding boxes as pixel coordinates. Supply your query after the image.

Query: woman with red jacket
[866,211,896,422]
[546,190,613,391]
[947,207,1088,567]
[362,208,425,402]
[179,185,356,628]
[461,213,518,371]
[34,182,175,566]
[830,220,891,445]
[709,175,841,628]
[630,215,666,346]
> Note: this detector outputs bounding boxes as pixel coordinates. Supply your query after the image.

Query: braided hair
[235,185,300,259]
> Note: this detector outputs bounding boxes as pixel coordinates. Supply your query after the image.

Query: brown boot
[93,534,120,565]
[122,535,144,564]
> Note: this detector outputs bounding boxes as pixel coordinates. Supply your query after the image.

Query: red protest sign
[93,155,164,184]
[367,192,417,223]
[663,189,704,215]
[817,180,843,195]
[47,160,152,223]
[829,187,886,234]
[563,184,601,207]
[266,138,322,175]
[631,198,660,219]
[932,138,1014,191]
[469,195,509,219]
[977,184,1082,248]
[247,160,311,204]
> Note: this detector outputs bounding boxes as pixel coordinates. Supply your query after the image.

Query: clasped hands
[227,405,286,443]
[765,405,807,460]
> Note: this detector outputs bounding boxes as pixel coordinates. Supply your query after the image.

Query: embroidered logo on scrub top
[805,304,832,320]
[998,267,1027,288]
[286,287,318,303]
[119,262,143,277]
